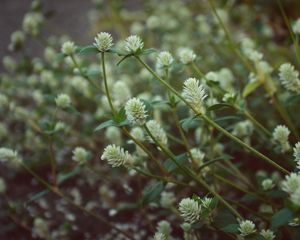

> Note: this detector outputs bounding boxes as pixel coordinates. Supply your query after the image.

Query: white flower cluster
[55,94,71,108]
[178,198,202,223]
[101,144,133,167]
[124,35,144,53]
[281,173,300,206]
[240,37,263,62]
[153,220,172,240]
[260,229,275,240]
[272,125,290,153]
[153,232,167,240]
[61,41,76,56]
[279,63,300,93]
[125,98,147,126]
[146,120,168,147]
[72,147,88,165]
[177,47,196,64]
[0,148,21,166]
[238,220,256,236]
[182,78,207,114]
[261,178,274,191]
[156,51,174,69]
[22,12,44,36]
[94,32,113,52]
[9,31,25,51]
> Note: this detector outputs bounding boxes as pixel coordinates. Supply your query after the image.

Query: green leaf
[139,48,157,55]
[58,165,82,184]
[180,116,201,132]
[25,189,50,206]
[163,153,188,172]
[270,208,294,229]
[142,181,164,203]
[208,103,234,111]
[242,80,261,98]
[94,120,116,132]
[79,45,99,55]
[108,48,127,56]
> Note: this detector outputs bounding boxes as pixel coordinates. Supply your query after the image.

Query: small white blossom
[124,35,144,53]
[55,94,71,108]
[101,144,133,167]
[156,51,174,68]
[273,125,291,152]
[177,48,196,64]
[146,120,168,146]
[105,126,122,145]
[178,198,202,223]
[182,78,207,114]
[93,32,113,52]
[22,13,44,36]
[125,98,147,126]
[293,18,300,34]
[160,191,176,208]
[281,173,300,194]
[72,147,88,164]
[260,229,275,240]
[279,63,300,93]
[262,179,275,191]
[238,220,256,237]
[156,220,172,238]
[201,197,213,209]
[153,232,167,240]
[61,41,76,55]
[0,148,20,164]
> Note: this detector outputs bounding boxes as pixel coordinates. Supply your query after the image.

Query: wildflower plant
[2,0,300,239]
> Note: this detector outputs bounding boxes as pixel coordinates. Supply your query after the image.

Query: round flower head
[93,32,113,52]
[124,35,144,53]
[182,78,207,114]
[272,125,291,152]
[178,198,202,223]
[9,31,25,51]
[238,220,256,237]
[146,120,168,146]
[72,147,88,165]
[125,98,147,126]
[177,48,196,64]
[160,191,176,208]
[55,94,71,108]
[262,179,274,191]
[293,142,300,164]
[156,51,174,69]
[281,173,300,194]
[61,41,76,56]
[156,220,172,237]
[260,229,275,240]
[22,12,44,36]
[293,18,300,34]
[279,63,300,93]
[101,144,133,167]
[0,148,19,163]
[201,197,213,209]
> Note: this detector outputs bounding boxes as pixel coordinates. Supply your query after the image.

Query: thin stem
[135,56,289,174]
[101,52,117,116]
[48,136,57,187]
[20,162,134,240]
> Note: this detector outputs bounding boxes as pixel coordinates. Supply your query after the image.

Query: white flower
[262,179,275,191]
[0,148,19,163]
[182,78,207,114]
[72,147,88,164]
[156,220,172,237]
[177,48,196,64]
[157,51,174,68]
[146,120,168,146]
[93,32,113,52]
[178,198,202,223]
[293,18,300,34]
[55,94,71,108]
[112,81,131,106]
[33,218,49,239]
[290,187,300,206]
[247,49,263,62]
[125,98,147,125]
[294,142,300,163]
[124,35,144,53]
[130,127,145,141]
[281,173,300,194]
[61,41,76,55]
[101,144,133,167]
[22,13,44,36]
[201,197,213,209]
[238,220,256,236]
[9,30,25,50]
[260,229,275,240]
[105,126,122,145]
[279,63,300,93]
[273,125,291,152]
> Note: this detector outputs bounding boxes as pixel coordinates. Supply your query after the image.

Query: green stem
[136,56,289,174]
[101,52,117,116]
